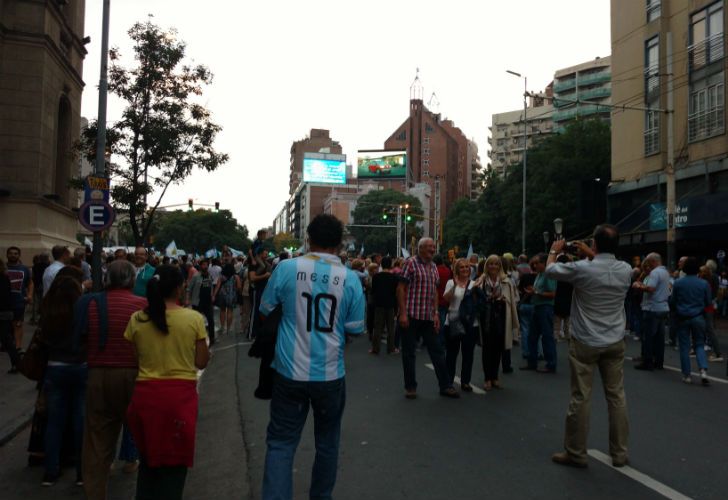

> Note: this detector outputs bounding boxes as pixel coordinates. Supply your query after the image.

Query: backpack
[458,282,483,329]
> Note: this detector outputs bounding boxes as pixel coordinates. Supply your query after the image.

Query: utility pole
[92,0,111,291]
[666,32,676,270]
[522,76,527,255]
[396,205,402,258]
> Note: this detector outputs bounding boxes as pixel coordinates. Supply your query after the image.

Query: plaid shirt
[401,256,439,321]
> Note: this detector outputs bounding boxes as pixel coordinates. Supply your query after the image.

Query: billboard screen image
[357,150,407,179]
[303,158,347,184]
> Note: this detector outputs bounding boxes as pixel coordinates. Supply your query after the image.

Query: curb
[0,409,33,447]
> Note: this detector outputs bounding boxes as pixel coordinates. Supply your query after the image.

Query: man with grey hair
[397,237,459,399]
[74,247,92,282]
[81,260,148,499]
[633,252,670,371]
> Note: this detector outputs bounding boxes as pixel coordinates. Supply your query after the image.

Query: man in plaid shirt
[397,237,460,399]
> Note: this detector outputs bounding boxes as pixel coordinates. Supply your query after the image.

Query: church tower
[0,0,87,254]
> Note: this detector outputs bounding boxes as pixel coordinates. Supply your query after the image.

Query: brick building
[0,0,87,256]
[383,80,475,238]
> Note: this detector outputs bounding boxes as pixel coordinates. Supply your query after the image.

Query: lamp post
[507,69,527,254]
[543,231,550,252]
[553,218,564,241]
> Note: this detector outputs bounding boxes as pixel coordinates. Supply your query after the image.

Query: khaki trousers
[564,337,629,464]
[82,367,138,500]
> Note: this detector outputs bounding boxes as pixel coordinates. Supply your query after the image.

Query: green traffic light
[382,213,388,220]
[406,215,412,221]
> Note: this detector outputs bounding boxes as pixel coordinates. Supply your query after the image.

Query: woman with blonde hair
[443,258,479,391]
[476,254,520,390]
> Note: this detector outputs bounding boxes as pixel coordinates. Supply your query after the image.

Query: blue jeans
[517,303,534,359]
[263,373,346,500]
[641,310,668,368]
[678,315,708,376]
[528,304,556,370]
[401,318,451,391]
[44,364,88,476]
[628,303,642,337]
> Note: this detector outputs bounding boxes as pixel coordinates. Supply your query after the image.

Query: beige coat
[477,275,520,350]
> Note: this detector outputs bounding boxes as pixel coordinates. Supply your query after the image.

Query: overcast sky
[80,0,611,235]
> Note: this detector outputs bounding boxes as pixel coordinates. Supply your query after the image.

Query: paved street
[1,324,727,499]
[238,335,728,500]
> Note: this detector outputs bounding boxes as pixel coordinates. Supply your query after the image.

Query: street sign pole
[92,0,111,291]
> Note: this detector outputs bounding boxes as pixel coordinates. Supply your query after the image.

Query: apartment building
[552,56,612,131]
[609,0,728,259]
[488,91,554,177]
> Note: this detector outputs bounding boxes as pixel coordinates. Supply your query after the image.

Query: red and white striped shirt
[401,256,439,321]
[87,289,148,368]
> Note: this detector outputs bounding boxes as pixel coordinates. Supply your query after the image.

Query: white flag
[466,243,474,258]
[165,240,178,257]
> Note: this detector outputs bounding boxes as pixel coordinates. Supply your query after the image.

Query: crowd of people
[1,215,726,500]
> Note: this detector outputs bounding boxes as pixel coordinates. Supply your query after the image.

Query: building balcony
[578,85,611,101]
[553,95,576,108]
[689,32,725,72]
[552,104,610,122]
[553,78,576,92]
[688,105,725,142]
[577,70,610,87]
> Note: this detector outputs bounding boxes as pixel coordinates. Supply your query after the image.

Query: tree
[349,189,423,256]
[154,209,250,255]
[78,20,228,246]
[444,119,611,255]
[270,232,301,253]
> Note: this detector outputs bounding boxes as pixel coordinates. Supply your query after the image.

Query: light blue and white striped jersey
[259,252,365,382]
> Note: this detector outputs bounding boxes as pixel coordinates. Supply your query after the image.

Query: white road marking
[587,449,693,500]
[212,341,253,353]
[425,363,486,395]
[626,356,728,384]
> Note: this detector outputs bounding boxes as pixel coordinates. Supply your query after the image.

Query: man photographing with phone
[543,224,632,469]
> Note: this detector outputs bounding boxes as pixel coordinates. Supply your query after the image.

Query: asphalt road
[1,330,725,500]
[238,335,728,500]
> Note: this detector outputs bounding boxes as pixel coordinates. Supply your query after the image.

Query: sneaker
[682,376,692,384]
[41,472,60,487]
[700,369,710,386]
[709,354,724,362]
[75,473,83,486]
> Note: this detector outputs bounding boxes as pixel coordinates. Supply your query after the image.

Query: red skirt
[126,379,198,468]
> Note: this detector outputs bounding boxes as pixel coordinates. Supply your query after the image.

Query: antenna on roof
[428,92,440,114]
[410,68,423,101]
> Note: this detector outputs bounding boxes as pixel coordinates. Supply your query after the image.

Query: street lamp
[543,231,550,252]
[553,218,564,240]
[507,69,527,254]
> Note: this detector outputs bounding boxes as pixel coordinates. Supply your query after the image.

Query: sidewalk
[0,321,40,446]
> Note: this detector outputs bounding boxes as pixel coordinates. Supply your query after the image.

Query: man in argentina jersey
[259,214,365,500]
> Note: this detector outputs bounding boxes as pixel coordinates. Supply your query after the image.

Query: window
[396,129,406,141]
[425,123,434,133]
[423,159,430,167]
[646,0,661,22]
[689,1,724,71]
[688,72,725,142]
[644,36,660,155]
[423,136,430,144]
[423,147,430,156]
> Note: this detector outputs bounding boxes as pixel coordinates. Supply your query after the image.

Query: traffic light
[406,214,412,222]
[214,202,220,212]
[188,198,193,210]
[382,212,388,220]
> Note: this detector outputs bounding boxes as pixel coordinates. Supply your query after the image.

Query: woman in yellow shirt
[124,265,209,500]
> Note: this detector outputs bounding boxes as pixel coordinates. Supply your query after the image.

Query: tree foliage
[79,20,228,246]
[350,189,423,256]
[269,232,301,253]
[153,209,250,255]
[443,119,611,255]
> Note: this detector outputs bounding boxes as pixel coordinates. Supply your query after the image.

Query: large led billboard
[303,155,347,185]
[357,150,407,179]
